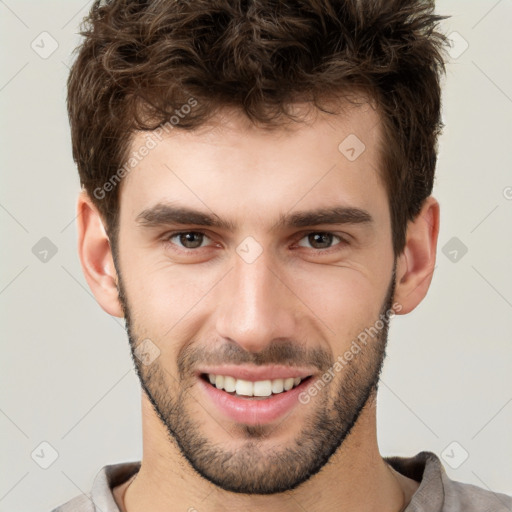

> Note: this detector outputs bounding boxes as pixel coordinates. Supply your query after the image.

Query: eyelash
[162,230,349,253]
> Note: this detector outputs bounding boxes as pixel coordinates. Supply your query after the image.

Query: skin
[77,101,439,511]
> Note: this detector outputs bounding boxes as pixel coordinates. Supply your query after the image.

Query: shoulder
[385,451,512,512]
[51,493,94,512]
[442,477,512,511]
[49,461,140,512]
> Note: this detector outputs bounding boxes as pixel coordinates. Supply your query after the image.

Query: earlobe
[76,191,124,318]
[393,196,440,315]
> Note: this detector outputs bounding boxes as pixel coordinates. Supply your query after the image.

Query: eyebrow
[136,203,374,231]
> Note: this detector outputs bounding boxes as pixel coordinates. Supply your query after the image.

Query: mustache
[177,339,334,379]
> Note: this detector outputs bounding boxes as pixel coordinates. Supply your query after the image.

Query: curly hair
[67,0,449,255]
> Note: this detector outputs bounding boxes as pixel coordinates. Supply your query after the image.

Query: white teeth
[206,374,306,397]
[235,379,253,396]
[223,375,236,392]
[284,378,294,391]
[253,380,272,397]
[271,379,284,394]
[215,375,224,389]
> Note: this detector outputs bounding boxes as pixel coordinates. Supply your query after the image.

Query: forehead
[119,101,388,229]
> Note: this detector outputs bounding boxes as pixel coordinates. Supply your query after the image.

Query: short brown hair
[67,0,449,255]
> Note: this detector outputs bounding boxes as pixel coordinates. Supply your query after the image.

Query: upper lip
[197,365,316,381]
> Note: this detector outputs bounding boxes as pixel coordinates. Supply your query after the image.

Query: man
[53,0,511,511]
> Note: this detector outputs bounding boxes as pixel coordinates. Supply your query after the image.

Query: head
[70,0,447,495]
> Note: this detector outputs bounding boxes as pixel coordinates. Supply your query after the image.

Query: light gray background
[1,1,511,511]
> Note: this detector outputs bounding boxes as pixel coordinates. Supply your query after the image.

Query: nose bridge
[214,248,296,352]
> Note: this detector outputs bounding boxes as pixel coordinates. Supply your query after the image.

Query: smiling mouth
[200,373,313,400]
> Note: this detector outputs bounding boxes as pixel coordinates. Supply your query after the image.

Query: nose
[214,249,298,354]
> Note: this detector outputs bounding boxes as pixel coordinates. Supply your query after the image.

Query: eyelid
[293,231,349,250]
[162,230,215,250]
[162,229,350,252]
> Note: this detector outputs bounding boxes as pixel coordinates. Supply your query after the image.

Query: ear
[76,191,124,318]
[393,196,440,315]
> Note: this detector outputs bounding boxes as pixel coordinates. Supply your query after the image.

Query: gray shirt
[51,451,511,511]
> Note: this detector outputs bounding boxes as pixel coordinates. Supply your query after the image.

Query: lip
[197,373,313,426]
[196,364,315,381]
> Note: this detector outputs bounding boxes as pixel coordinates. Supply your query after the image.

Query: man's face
[115,103,397,494]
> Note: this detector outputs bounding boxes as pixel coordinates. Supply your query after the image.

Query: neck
[120,394,414,512]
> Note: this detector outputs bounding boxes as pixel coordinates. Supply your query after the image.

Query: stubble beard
[118,267,396,494]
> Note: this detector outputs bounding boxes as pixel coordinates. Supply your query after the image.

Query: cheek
[289,265,387,343]
[123,261,216,334]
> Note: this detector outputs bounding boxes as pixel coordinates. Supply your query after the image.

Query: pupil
[310,233,331,249]
[181,232,202,248]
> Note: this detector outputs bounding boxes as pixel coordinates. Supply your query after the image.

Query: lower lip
[198,376,311,426]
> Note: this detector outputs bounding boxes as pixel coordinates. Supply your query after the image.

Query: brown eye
[168,231,209,249]
[297,232,345,250]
